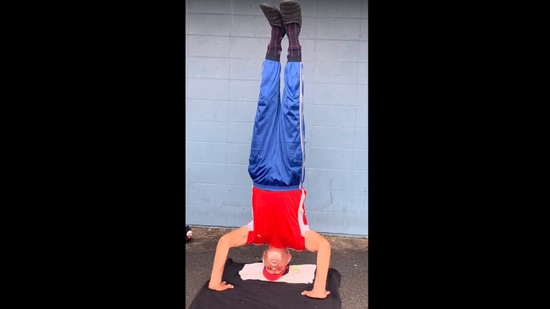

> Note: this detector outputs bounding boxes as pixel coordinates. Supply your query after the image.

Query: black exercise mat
[189,258,341,309]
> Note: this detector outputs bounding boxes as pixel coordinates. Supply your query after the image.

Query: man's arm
[303,230,332,299]
[208,225,249,291]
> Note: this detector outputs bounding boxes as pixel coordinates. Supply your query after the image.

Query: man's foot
[260,3,285,29]
[279,0,302,27]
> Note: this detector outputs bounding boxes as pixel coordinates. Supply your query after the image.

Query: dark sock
[285,23,301,62]
[266,26,285,62]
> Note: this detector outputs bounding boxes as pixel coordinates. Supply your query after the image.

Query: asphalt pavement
[185,226,368,309]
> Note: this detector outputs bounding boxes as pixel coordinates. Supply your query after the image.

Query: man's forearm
[208,226,249,288]
[208,239,231,287]
[312,240,331,291]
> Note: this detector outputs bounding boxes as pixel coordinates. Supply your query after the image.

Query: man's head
[262,246,292,281]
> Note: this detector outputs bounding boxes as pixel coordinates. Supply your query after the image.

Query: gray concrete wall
[185,0,368,236]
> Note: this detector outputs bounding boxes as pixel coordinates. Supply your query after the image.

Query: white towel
[239,263,317,284]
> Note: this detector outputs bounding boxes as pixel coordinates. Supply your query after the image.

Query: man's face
[263,249,290,275]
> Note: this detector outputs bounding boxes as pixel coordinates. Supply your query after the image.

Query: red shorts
[246,186,310,251]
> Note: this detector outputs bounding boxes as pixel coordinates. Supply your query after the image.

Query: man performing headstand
[208,1,332,300]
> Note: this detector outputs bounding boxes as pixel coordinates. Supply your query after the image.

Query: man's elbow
[217,233,232,249]
[319,237,331,252]
[314,235,331,253]
[306,231,332,253]
[217,228,247,248]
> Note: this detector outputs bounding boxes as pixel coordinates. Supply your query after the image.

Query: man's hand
[301,288,331,299]
[208,281,234,292]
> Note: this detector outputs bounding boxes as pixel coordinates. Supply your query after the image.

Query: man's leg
[280,0,305,187]
[260,3,285,62]
[280,0,302,62]
[248,4,285,184]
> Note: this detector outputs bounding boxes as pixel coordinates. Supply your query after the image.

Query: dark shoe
[279,0,302,27]
[260,3,285,29]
